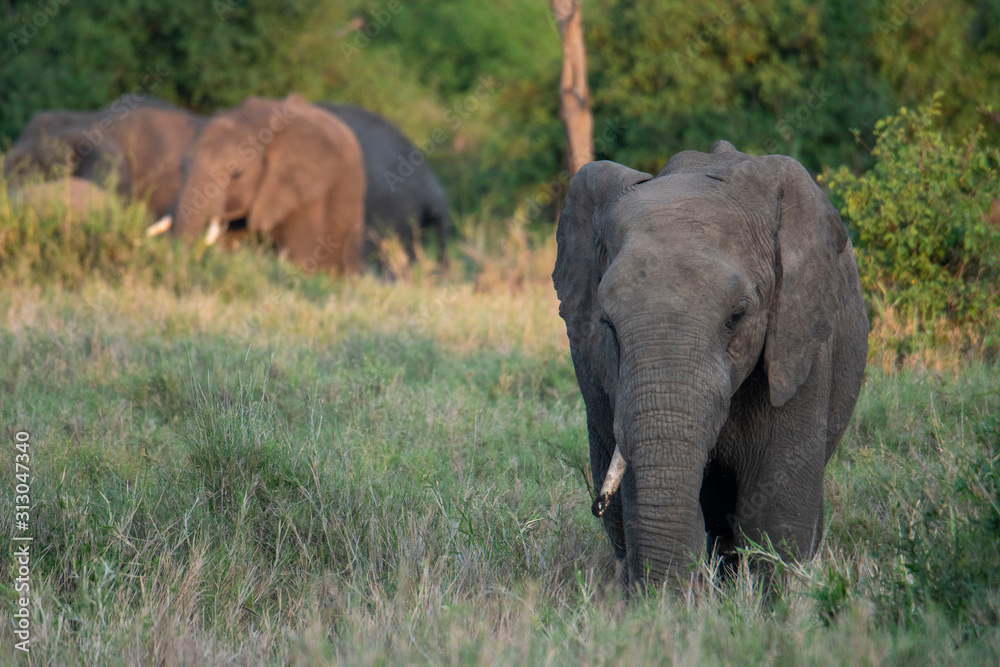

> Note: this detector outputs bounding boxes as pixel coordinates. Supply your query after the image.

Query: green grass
[1,199,999,663]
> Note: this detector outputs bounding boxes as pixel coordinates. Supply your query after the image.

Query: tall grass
[1,185,999,663]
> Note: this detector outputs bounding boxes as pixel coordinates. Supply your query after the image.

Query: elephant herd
[4,93,450,275]
[4,93,871,593]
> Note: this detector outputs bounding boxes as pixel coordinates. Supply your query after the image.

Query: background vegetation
[824,94,1000,361]
[2,0,1000,663]
[3,0,999,218]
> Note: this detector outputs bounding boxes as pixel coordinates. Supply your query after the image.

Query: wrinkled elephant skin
[552,141,869,589]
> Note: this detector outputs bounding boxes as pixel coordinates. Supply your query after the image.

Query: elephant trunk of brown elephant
[171,166,228,245]
[607,318,731,586]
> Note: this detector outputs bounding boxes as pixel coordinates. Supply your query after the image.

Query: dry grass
[866,307,998,375]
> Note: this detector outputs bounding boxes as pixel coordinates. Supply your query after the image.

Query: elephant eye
[231,168,243,178]
[725,301,748,331]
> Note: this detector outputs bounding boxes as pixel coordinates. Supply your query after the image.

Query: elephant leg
[733,438,826,560]
[271,199,362,276]
[699,457,740,576]
[741,352,833,563]
[270,210,322,271]
[711,361,828,577]
[422,208,449,266]
[728,382,828,569]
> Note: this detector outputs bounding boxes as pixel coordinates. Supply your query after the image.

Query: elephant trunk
[613,319,730,585]
[172,166,225,242]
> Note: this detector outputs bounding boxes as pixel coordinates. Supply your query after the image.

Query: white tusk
[592,444,627,518]
[146,215,172,236]
[204,217,223,246]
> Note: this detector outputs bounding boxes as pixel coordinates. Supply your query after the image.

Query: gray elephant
[320,104,450,264]
[552,141,868,589]
[154,94,366,276]
[4,96,205,219]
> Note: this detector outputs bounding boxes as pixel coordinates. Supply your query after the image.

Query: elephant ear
[250,95,351,232]
[762,156,849,407]
[553,161,652,392]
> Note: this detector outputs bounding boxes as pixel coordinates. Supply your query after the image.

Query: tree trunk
[550,0,593,176]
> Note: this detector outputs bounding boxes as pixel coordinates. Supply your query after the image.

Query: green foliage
[4,0,999,223]
[589,0,1000,174]
[0,173,326,296]
[0,0,329,138]
[824,93,1000,343]
[372,0,558,98]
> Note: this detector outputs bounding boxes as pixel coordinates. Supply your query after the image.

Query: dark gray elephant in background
[553,141,868,589]
[320,104,450,265]
[4,96,205,219]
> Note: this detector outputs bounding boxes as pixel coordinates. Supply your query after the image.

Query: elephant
[8,177,121,220]
[319,104,451,265]
[153,94,366,276]
[4,96,205,219]
[552,141,868,589]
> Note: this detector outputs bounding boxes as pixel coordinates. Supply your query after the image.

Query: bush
[824,92,1000,349]
[0,171,329,297]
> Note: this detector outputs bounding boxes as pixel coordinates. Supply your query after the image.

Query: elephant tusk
[592,444,626,518]
[146,215,172,236]
[204,217,223,246]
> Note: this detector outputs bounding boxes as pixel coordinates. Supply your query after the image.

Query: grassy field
[1,199,999,665]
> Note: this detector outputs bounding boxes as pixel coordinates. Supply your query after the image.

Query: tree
[550,0,593,175]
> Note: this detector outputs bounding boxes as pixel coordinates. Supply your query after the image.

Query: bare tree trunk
[550,0,593,176]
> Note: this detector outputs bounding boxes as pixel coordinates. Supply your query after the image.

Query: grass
[1,186,999,664]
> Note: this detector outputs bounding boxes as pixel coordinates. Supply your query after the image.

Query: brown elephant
[553,141,868,589]
[151,94,366,275]
[4,96,204,219]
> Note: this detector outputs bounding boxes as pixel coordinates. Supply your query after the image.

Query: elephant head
[159,94,366,275]
[553,142,868,588]
[5,109,131,197]
[6,98,205,218]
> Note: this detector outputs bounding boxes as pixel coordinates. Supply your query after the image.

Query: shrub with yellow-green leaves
[824,93,1000,351]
